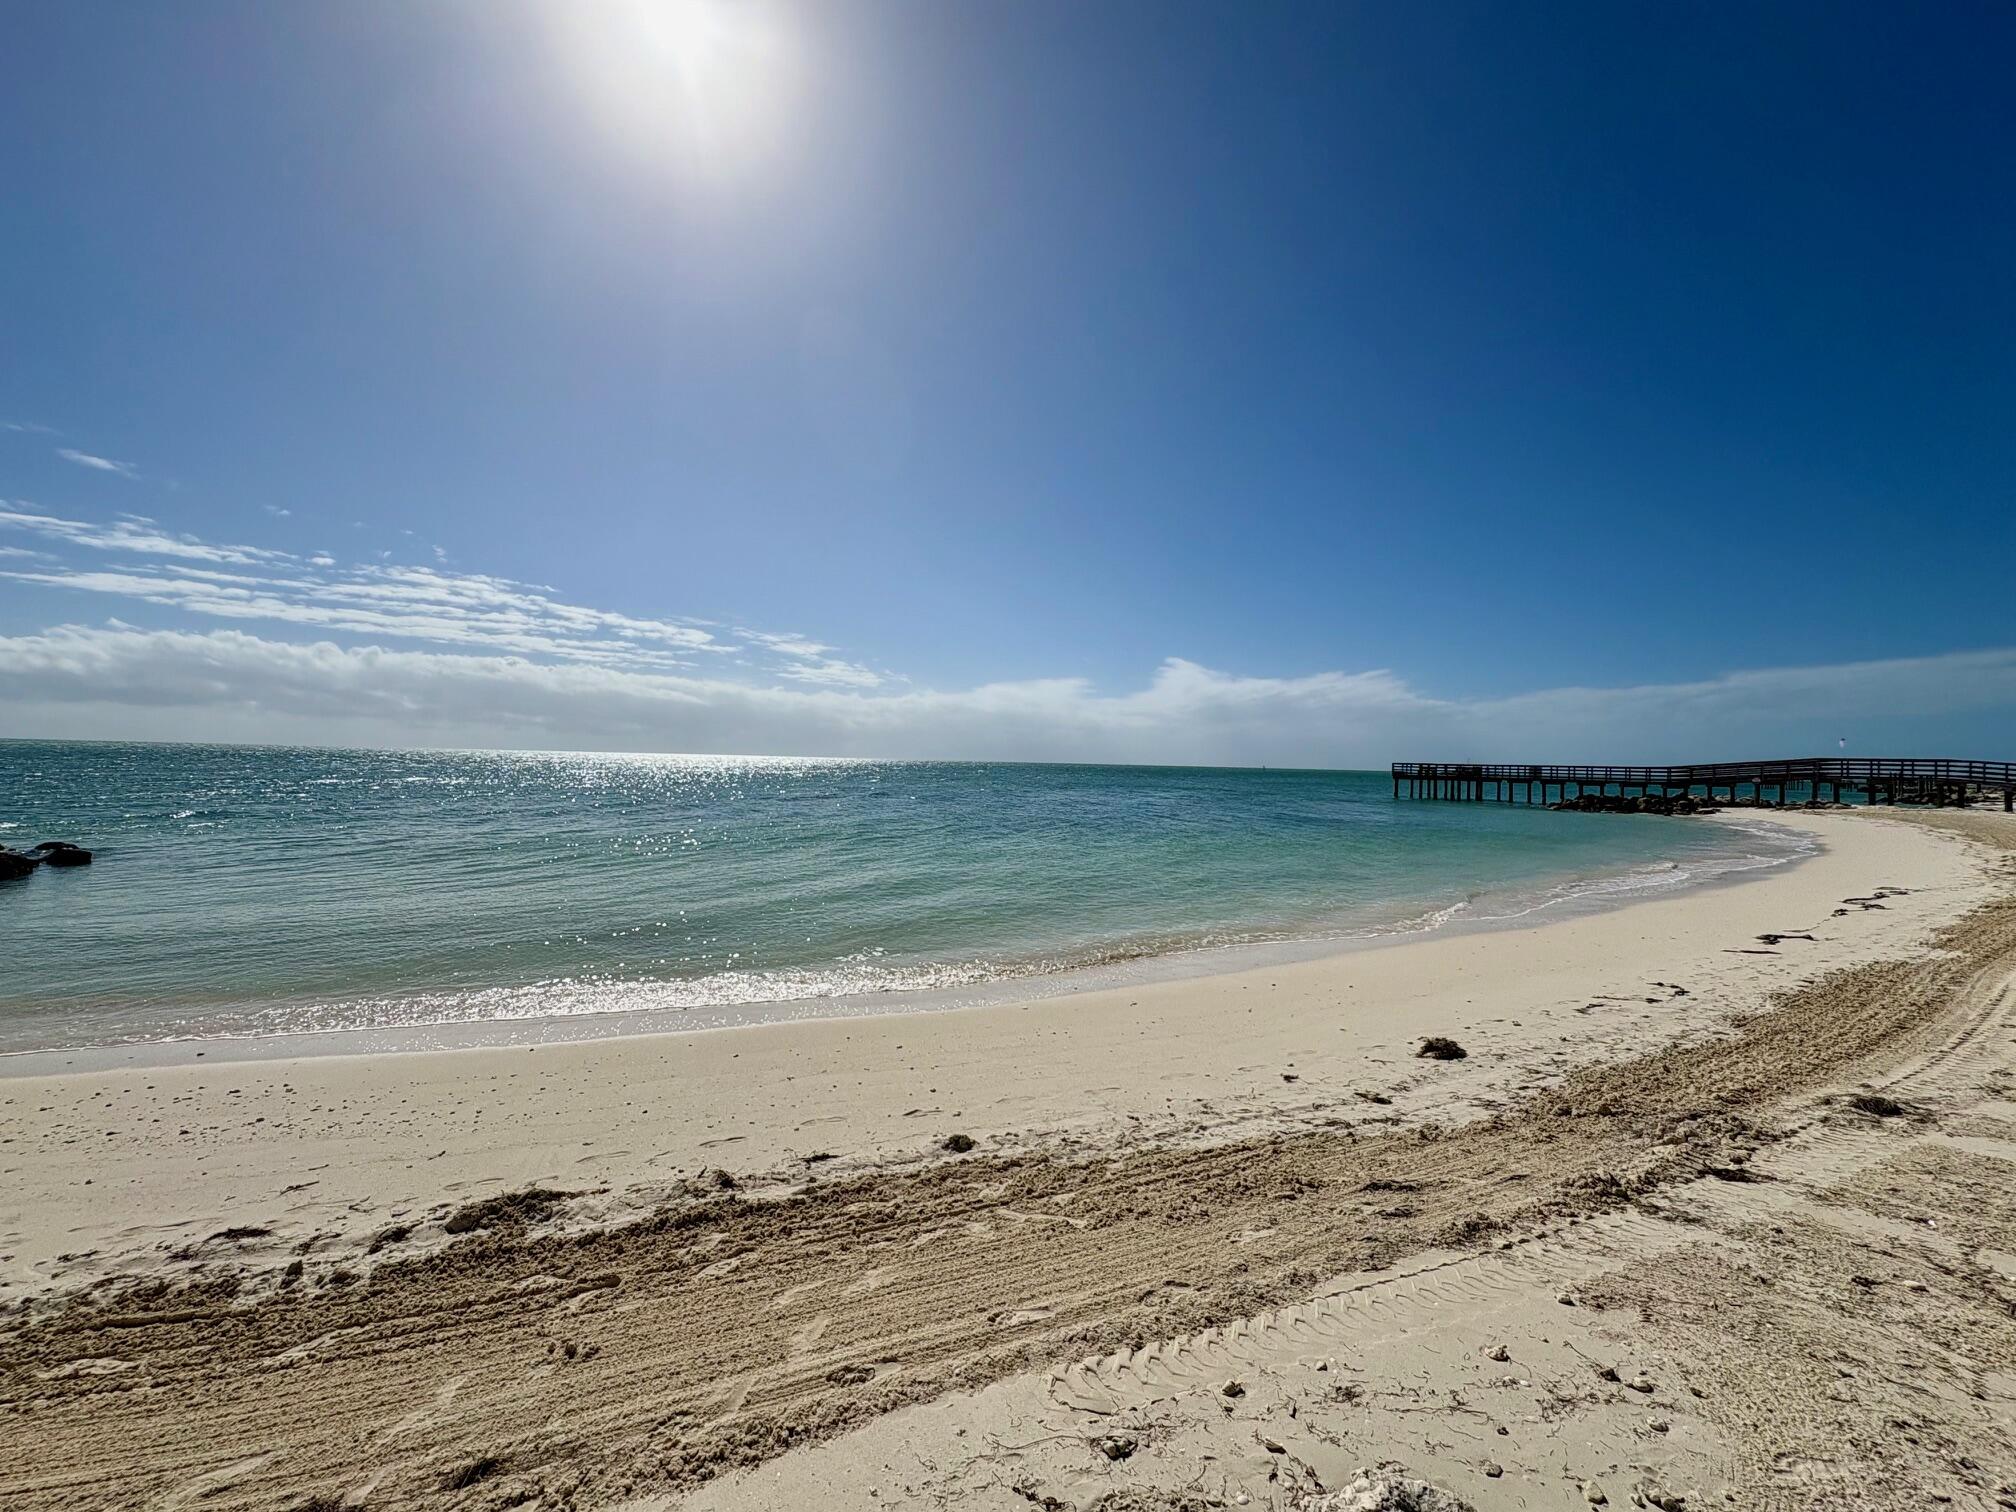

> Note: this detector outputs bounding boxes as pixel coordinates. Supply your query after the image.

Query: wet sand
[3,808,2013,1509]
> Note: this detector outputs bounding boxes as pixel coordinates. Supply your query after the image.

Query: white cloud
[775,656,883,688]
[0,508,767,673]
[4,624,2014,765]
[740,630,832,658]
[263,505,291,518]
[1,505,287,565]
[8,503,2011,765]
[55,448,139,478]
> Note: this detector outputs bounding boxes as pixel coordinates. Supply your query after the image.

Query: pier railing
[1391,757,2016,810]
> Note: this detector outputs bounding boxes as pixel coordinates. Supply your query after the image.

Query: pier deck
[1391,757,2016,811]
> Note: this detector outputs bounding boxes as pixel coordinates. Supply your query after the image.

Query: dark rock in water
[1417,1036,1468,1061]
[29,840,92,866]
[1548,792,1717,818]
[0,849,40,881]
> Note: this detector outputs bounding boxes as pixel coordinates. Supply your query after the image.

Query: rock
[1583,1481,1607,1504]
[941,1133,976,1153]
[1416,1037,1467,1061]
[1848,1092,1906,1118]
[28,841,91,866]
[1095,1434,1136,1461]
[1485,1344,1510,1362]
[1483,1462,1503,1478]
[1303,1467,1477,1511]
[0,850,40,881]
[1627,1374,1656,1393]
[1639,1489,1687,1511]
[1219,1378,1245,1398]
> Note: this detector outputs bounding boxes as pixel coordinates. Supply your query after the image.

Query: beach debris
[1484,1344,1510,1362]
[1355,1089,1393,1105]
[1848,1092,1907,1118]
[942,1133,977,1153]
[1094,1433,1136,1461]
[208,1225,272,1244]
[1416,1037,1468,1061]
[440,1452,509,1490]
[825,1362,875,1386]
[1306,1467,1477,1510]
[1220,1378,1246,1398]
[1637,1485,1688,1510]
[1582,1482,1608,1505]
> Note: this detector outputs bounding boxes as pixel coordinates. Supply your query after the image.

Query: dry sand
[3,808,2015,1510]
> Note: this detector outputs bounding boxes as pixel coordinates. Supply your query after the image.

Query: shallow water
[0,741,1812,1054]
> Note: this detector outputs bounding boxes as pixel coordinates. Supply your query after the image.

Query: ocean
[0,741,1813,1058]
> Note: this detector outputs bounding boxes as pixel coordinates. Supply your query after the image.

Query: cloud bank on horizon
[4,499,2014,766]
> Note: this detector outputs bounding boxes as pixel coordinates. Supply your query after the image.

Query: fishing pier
[1391,757,2016,812]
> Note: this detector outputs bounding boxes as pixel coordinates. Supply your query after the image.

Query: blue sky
[4,1,2014,762]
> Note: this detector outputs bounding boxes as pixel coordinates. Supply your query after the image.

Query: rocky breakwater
[0,840,94,881]
[1548,792,1720,817]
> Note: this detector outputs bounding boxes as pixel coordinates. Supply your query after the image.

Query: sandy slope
[0,809,2010,1510]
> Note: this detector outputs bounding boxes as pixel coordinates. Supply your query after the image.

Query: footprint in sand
[155,1454,279,1510]
[378,1374,465,1443]
[787,1313,832,1360]
[840,1267,887,1298]
[768,1279,829,1312]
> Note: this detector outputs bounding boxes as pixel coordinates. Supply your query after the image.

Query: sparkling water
[0,741,1811,1054]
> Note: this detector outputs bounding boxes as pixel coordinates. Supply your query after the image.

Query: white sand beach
[5,808,2016,1510]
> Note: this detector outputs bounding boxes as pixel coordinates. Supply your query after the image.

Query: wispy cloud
[3,421,59,436]
[4,626,2014,762]
[1,505,287,565]
[55,448,139,478]
[12,503,2009,763]
[262,504,291,518]
[0,506,847,678]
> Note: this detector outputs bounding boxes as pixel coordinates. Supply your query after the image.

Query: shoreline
[0,810,1983,1301]
[4,808,2014,1510]
[0,807,1816,1076]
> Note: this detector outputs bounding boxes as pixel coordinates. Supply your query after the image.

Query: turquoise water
[0,741,1811,1055]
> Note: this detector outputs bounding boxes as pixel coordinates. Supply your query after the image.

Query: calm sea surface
[0,741,1812,1056]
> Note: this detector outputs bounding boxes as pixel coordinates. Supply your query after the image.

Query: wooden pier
[1391,757,2016,812]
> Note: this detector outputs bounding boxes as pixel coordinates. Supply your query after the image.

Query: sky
[4,0,2014,765]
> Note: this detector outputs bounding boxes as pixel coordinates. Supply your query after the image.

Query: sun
[542,0,804,188]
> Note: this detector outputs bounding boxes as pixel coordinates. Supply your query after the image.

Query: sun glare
[544,0,803,187]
